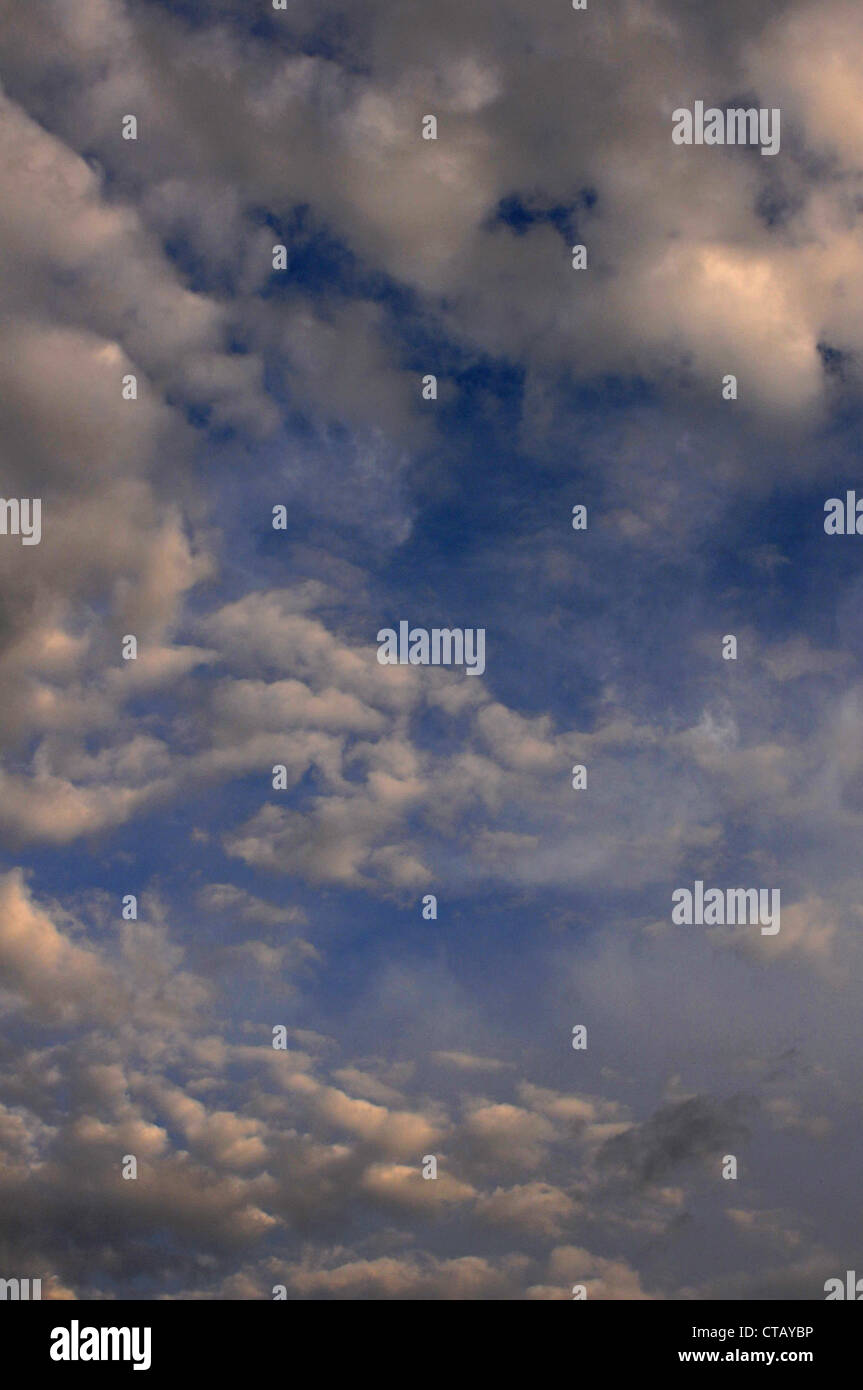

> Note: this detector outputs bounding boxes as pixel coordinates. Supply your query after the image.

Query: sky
[0,0,862,1300]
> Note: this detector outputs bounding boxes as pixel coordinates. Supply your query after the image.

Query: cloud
[432,1051,513,1073]
[281,1251,530,1300]
[460,1102,556,1172]
[197,883,308,928]
[0,870,119,1024]
[0,0,862,1303]
[597,1095,754,1190]
[360,1162,476,1209]
[475,1182,576,1237]
[726,1207,803,1250]
[544,1245,657,1300]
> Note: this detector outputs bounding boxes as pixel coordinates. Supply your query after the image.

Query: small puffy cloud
[0,870,119,1024]
[727,1207,803,1250]
[360,1162,476,1209]
[546,1245,657,1301]
[475,1182,576,1237]
[197,883,308,928]
[460,1101,556,1171]
[432,1051,513,1073]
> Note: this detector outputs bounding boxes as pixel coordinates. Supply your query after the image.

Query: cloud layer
[0,0,861,1299]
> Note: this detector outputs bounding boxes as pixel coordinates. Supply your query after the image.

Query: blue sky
[0,0,862,1300]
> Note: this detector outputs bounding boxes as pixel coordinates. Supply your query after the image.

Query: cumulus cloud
[0,0,861,1302]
